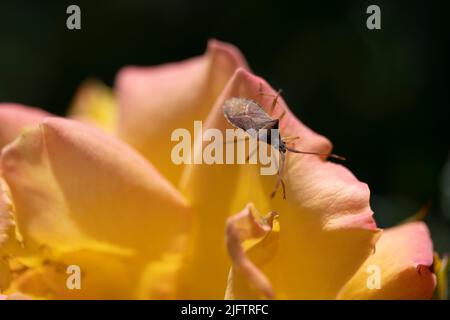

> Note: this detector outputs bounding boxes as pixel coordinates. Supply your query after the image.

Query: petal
[0,292,31,300]
[0,177,15,249]
[179,68,380,299]
[67,80,118,133]
[0,257,11,291]
[0,177,21,292]
[7,249,134,299]
[0,104,49,149]
[225,204,277,299]
[0,117,191,258]
[135,252,183,299]
[116,39,248,184]
[433,253,448,300]
[338,222,436,299]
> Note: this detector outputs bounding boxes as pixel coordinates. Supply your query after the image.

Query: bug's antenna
[285,146,346,161]
[269,89,282,115]
[282,136,300,143]
[257,83,263,104]
[278,109,286,122]
[256,84,283,115]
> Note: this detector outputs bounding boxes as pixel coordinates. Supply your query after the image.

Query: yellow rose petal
[1,117,191,258]
[8,249,133,299]
[67,79,118,133]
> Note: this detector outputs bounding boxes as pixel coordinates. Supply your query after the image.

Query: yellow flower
[0,40,438,299]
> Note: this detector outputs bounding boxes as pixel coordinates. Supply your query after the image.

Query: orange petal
[0,104,49,149]
[115,39,248,185]
[338,222,436,299]
[179,68,380,299]
[0,117,191,257]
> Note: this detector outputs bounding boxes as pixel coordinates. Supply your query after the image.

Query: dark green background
[0,1,448,255]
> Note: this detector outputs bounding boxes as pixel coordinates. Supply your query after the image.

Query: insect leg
[280,177,286,199]
[246,146,258,162]
[286,146,346,161]
[270,151,286,199]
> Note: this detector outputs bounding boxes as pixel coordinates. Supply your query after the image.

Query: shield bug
[223,88,345,199]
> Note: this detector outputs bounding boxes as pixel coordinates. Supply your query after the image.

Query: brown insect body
[223,96,344,199]
[223,97,285,149]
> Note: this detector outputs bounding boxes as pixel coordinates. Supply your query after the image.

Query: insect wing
[223,98,275,131]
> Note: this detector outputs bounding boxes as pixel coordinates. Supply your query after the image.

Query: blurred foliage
[0,0,448,254]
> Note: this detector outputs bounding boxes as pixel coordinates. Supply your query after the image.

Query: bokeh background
[0,0,448,258]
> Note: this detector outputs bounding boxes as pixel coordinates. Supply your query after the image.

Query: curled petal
[1,117,191,257]
[338,222,436,299]
[116,39,248,184]
[225,204,277,299]
[0,104,49,149]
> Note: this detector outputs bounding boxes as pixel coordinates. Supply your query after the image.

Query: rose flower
[0,40,440,299]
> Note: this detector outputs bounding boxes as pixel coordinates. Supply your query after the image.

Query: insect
[223,87,345,199]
